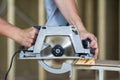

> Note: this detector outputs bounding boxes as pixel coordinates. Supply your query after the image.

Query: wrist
[75,19,87,33]
[70,15,87,33]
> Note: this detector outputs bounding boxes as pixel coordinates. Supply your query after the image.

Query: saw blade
[40,36,75,69]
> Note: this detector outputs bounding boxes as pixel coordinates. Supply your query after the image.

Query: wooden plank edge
[74,58,95,65]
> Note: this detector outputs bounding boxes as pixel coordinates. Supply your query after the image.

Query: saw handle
[19,46,26,52]
[82,38,95,55]
[33,26,41,30]
[82,38,91,48]
[19,46,27,52]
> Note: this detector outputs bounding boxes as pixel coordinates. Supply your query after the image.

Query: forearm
[0,18,22,41]
[0,18,39,47]
[54,0,98,58]
[54,0,86,32]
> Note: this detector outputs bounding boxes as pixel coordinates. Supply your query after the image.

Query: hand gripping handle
[82,38,95,55]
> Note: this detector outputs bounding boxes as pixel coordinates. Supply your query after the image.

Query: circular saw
[19,25,95,77]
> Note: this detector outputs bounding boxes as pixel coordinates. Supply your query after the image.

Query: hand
[79,30,98,59]
[16,27,39,47]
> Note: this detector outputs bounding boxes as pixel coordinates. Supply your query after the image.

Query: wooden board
[75,58,95,65]
[75,59,120,67]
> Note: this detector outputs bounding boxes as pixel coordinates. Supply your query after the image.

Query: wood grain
[75,58,95,65]
[75,59,120,67]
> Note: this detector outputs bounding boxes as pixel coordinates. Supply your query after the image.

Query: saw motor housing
[19,25,94,76]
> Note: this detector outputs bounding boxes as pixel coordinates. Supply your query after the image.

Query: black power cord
[4,50,20,80]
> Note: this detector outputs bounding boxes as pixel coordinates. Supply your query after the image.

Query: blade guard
[39,60,72,77]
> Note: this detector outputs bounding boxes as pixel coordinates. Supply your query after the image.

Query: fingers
[28,27,39,39]
[22,27,39,48]
[88,34,98,59]
[94,48,98,59]
[80,32,99,58]
[28,27,39,46]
